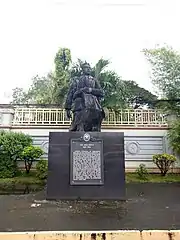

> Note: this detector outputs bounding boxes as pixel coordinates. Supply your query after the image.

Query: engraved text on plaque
[70,139,104,185]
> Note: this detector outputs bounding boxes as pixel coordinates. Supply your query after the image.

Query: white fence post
[0,107,14,129]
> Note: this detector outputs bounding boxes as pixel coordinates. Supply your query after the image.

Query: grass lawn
[0,172,45,191]
[0,173,180,188]
[126,173,180,183]
[0,176,45,186]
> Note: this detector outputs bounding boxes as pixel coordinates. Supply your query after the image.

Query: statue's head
[81,62,91,75]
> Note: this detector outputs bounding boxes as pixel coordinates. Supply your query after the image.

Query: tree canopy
[143,44,180,114]
[11,47,157,110]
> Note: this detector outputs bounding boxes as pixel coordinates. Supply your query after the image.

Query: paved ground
[0,183,180,231]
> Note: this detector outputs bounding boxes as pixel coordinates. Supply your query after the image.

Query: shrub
[21,146,44,174]
[0,131,32,160]
[153,153,177,176]
[168,120,180,155]
[136,164,148,180]
[36,159,48,180]
[0,154,17,178]
[0,131,32,178]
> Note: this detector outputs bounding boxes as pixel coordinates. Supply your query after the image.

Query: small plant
[36,159,48,180]
[136,164,148,180]
[153,153,177,176]
[21,146,44,174]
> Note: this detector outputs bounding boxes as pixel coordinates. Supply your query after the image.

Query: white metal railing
[12,108,168,127]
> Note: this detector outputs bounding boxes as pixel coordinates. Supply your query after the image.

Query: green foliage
[98,71,127,110]
[0,155,17,178]
[21,146,44,174]
[70,59,84,78]
[0,131,32,178]
[11,74,56,105]
[123,80,157,109]
[126,173,180,183]
[54,48,72,104]
[92,58,111,80]
[27,74,56,104]
[11,46,156,110]
[143,45,180,114]
[153,153,177,176]
[11,87,29,104]
[135,164,148,180]
[0,131,32,161]
[36,159,48,180]
[70,58,96,78]
[55,47,71,72]
[168,120,180,155]
[11,47,72,105]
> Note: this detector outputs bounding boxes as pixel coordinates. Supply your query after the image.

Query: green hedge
[0,131,44,178]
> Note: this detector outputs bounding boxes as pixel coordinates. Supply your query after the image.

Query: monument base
[46,132,125,200]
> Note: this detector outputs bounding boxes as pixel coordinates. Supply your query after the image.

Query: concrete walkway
[0,183,180,231]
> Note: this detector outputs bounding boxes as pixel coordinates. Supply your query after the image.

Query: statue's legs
[69,110,85,132]
[92,125,101,132]
[69,108,104,132]
[76,123,85,131]
[91,109,104,132]
[69,113,77,131]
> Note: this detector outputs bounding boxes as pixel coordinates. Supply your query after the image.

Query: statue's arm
[64,80,77,110]
[90,80,104,98]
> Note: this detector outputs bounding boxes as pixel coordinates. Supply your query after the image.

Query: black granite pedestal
[46,132,125,200]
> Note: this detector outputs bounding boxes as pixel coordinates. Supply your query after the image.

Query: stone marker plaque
[47,132,125,200]
[70,137,104,185]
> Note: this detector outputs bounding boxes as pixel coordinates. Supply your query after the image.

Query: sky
[0,0,180,103]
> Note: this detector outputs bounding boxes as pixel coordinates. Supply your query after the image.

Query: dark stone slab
[46,132,125,200]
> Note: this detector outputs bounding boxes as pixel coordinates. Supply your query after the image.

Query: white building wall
[11,127,174,171]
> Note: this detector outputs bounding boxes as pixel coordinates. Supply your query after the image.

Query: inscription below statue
[73,150,101,181]
[70,137,104,185]
[64,62,105,132]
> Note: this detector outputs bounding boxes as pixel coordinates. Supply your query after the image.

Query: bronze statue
[64,62,105,132]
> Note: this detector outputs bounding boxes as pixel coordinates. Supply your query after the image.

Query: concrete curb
[0,230,179,240]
